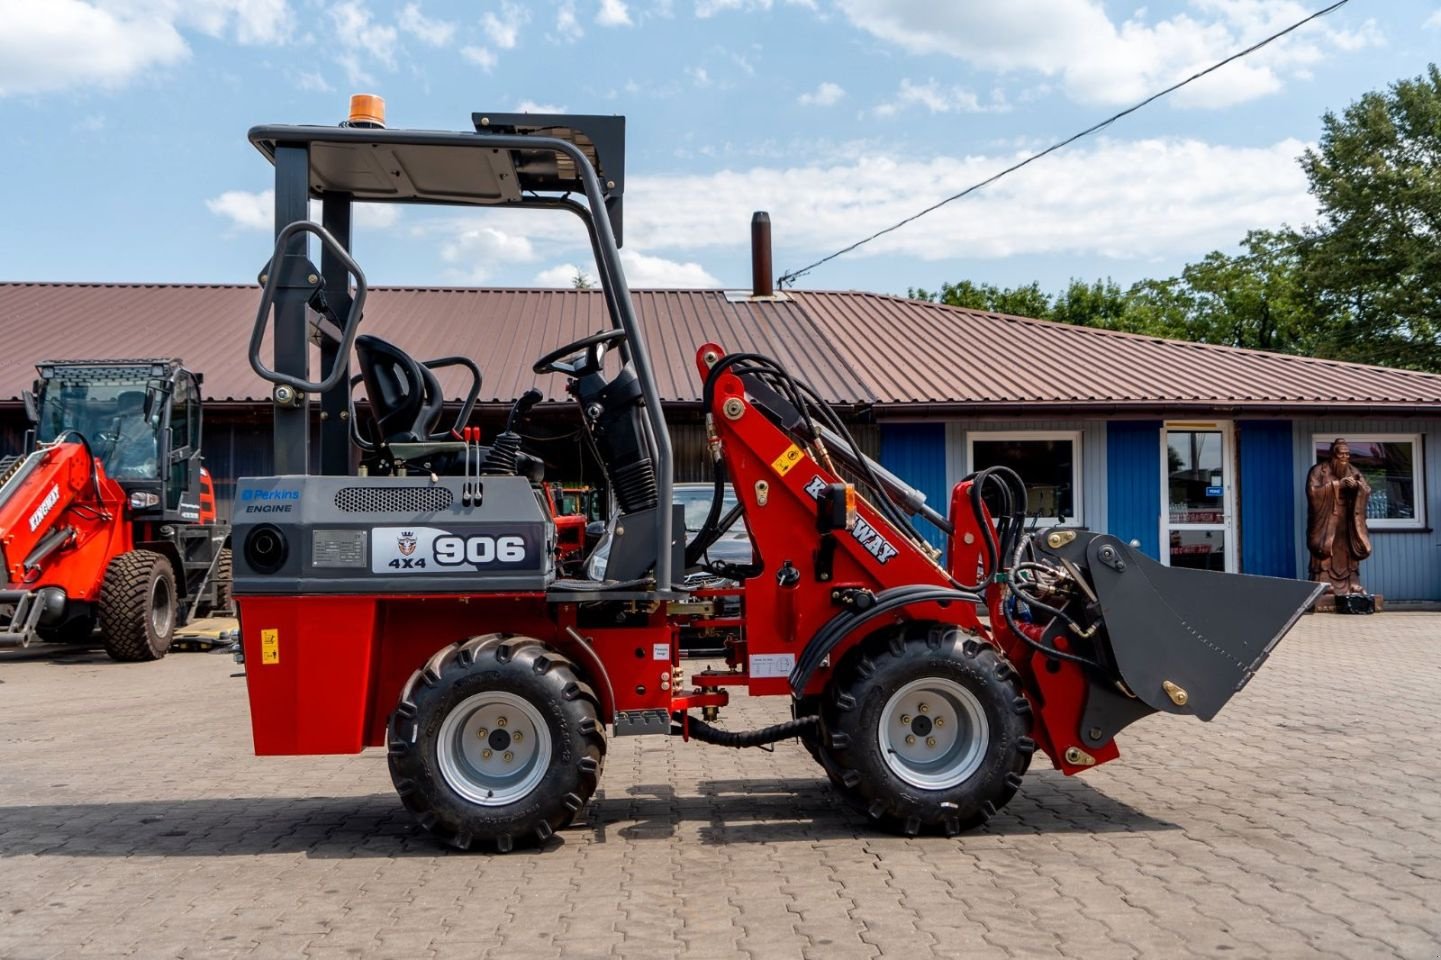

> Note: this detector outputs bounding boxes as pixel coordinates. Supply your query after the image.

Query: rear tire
[387,634,606,852]
[98,550,177,662]
[816,624,1034,836]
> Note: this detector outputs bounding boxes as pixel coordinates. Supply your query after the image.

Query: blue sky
[1,0,1436,296]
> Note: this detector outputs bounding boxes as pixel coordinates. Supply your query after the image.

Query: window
[967,431,1082,526]
[1311,434,1424,529]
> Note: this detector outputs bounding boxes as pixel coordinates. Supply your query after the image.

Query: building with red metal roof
[2,281,1438,601]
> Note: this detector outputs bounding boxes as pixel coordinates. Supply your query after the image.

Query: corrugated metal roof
[2,282,1438,413]
[790,291,1441,411]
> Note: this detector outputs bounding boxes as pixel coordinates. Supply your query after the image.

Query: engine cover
[232,475,554,595]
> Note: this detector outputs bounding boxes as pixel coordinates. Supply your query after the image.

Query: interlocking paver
[2,613,1440,959]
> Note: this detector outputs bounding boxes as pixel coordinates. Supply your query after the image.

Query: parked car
[585,482,753,581]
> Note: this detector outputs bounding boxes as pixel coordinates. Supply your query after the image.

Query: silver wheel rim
[150,575,173,637]
[436,691,552,806]
[878,677,989,790]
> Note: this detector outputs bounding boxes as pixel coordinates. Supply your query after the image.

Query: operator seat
[355,334,447,444]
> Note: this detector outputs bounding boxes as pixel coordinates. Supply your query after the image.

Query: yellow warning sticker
[771,443,805,476]
[260,628,280,665]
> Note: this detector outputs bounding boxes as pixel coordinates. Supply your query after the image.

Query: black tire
[387,634,606,852]
[212,546,233,615]
[98,550,177,662]
[816,624,1035,837]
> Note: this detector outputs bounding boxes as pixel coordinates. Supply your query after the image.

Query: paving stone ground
[1,613,1438,959]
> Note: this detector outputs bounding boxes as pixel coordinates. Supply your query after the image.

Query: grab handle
[250,220,368,395]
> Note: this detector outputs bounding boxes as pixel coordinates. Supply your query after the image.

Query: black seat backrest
[355,334,447,444]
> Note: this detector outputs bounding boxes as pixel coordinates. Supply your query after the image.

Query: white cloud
[515,100,566,113]
[294,70,332,92]
[798,81,844,106]
[618,251,719,288]
[181,0,292,44]
[836,0,1381,109]
[873,78,1007,117]
[535,264,599,287]
[461,46,497,70]
[622,137,1316,266]
[206,189,400,231]
[1425,8,1441,29]
[207,190,271,231]
[482,2,528,48]
[695,0,813,17]
[442,225,536,265]
[597,0,632,27]
[329,1,398,84]
[555,1,583,40]
[0,0,187,96]
[398,3,455,45]
[687,66,711,87]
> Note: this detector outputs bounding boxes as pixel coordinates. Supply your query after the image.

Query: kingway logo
[803,475,899,565]
[29,484,61,532]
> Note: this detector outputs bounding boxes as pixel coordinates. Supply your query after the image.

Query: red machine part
[237,591,679,754]
[0,442,130,602]
[695,341,1115,775]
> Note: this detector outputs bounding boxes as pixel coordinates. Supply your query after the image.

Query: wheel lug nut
[900,714,911,724]
[476,727,487,738]
[905,734,916,745]
[512,731,523,742]
[503,751,514,763]
[482,749,492,759]
[497,716,508,728]
[926,736,937,748]
[918,703,929,714]
[934,717,944,727]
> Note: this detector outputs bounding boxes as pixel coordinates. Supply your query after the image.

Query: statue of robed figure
[1306,439,1373,598]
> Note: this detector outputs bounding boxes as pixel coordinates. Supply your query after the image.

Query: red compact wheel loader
[0,359,231,660]
[232,98,1322,851]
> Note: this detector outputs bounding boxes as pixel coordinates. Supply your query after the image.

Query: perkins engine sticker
[371,526,534,573]
[750,653,796,679]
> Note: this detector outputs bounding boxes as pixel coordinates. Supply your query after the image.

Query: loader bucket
[1083,536,1325,721]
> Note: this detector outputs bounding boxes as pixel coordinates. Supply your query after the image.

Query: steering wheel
[532,329,627,378]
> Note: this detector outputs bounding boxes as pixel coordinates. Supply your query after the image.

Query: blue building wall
[878,422,949,548]
[1238,420,1296,578]
[1104,421,1162,559]
[1292,417,1441,602]
[943,419,1109,533]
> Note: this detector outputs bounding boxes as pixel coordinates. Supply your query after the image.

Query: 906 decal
[371,526,533,573]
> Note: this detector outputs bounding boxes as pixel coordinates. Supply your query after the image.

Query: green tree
[1299,64,1441,370]
[909,280,1052,318]
[1180,229,1308,353]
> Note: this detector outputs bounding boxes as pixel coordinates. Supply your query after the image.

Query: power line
[775,0,1354,289]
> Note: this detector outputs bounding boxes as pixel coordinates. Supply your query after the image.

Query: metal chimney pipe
[751,211,773,298]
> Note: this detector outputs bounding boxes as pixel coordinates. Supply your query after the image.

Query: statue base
[1314,592,1380,615]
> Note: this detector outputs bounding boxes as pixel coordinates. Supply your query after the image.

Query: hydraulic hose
[673,713,818,748]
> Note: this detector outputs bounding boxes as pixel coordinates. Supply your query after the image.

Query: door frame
[1159,420,1237,573]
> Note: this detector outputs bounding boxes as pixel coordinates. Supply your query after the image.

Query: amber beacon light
[347,93,385,128]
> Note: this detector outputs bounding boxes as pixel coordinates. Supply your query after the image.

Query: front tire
[387,634,606,852]
[98,550,177,662]
[817,625,1034,836]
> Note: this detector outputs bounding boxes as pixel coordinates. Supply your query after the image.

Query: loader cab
[31,360,206,522]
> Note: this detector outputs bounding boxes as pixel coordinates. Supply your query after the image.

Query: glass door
[1162,423,1235,572]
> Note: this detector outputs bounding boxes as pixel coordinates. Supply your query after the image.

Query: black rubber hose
[685,458,729,566]
[674,713,818,748]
